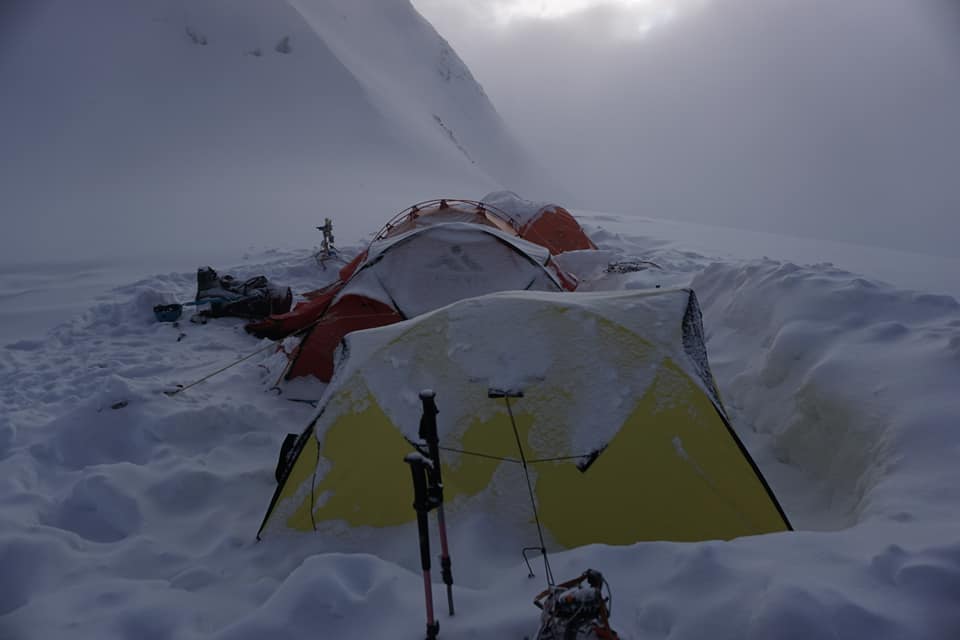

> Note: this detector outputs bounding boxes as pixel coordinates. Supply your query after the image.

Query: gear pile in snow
[194,266,292,320]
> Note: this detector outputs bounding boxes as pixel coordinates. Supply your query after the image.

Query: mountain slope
[0,0,548,262]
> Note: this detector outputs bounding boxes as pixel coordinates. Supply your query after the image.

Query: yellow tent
[257,289,790,547]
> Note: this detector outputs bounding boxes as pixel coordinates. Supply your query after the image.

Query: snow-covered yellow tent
[257,289,791,547]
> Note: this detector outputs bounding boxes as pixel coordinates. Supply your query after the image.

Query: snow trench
[692,259,960,531]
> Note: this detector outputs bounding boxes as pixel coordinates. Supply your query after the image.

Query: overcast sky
[413,0,960,257]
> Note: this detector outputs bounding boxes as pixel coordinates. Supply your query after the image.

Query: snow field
[2,217,960,638]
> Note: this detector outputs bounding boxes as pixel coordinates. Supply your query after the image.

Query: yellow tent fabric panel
[271,388,523,532]
[263,366,788,542]
[270,433,319,533]
[299,391,526,529]
[258,289,790,543]
[534,360,788,547]
[307,401,414,528]
[298,395,528,529]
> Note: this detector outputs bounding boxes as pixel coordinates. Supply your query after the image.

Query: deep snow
[2,212,959,639]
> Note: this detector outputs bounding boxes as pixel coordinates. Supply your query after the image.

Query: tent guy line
[162,340,280,397]
[437,445,598,466]
[163,308,399,396]
[503,392,556,588]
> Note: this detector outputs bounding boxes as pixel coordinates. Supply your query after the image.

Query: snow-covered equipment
[245,197,593,383]
[404,390,455,640]
[194,267,292,320]
[315,217,341,270]
[257,288,791,547]
[533,569,619,640]
[153,267,293,324]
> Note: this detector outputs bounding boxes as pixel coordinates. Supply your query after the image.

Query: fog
[0,0,516,267]
[414,0,960,257]
[2,0,958,265]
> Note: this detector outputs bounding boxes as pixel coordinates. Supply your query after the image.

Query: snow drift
[692,259,960,530]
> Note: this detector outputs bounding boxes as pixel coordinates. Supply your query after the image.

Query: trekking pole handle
[419,389,438,444]
[405,453,432,514]
[418,390,443,501]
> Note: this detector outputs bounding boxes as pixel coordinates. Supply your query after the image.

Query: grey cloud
[416,0,960,258]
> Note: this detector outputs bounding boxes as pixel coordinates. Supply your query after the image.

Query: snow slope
[0,0,548,265]
[2,213,960,638]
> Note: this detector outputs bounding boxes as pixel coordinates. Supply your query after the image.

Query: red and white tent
[247,197,596,382]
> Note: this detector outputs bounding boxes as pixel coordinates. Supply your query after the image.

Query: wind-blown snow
[3,213,960,638]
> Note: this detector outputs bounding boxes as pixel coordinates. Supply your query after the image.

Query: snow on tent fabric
[358,223,560,318]
[282,223,564,381]
[247,199,593,383]
[482,191,599,255]
[258,288,792,548]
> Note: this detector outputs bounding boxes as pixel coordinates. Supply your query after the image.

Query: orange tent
[247,198,596,383]
[482,190,598,255]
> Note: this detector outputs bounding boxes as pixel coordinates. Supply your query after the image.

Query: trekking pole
[405,453,440,640]
[419,390,455,616]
